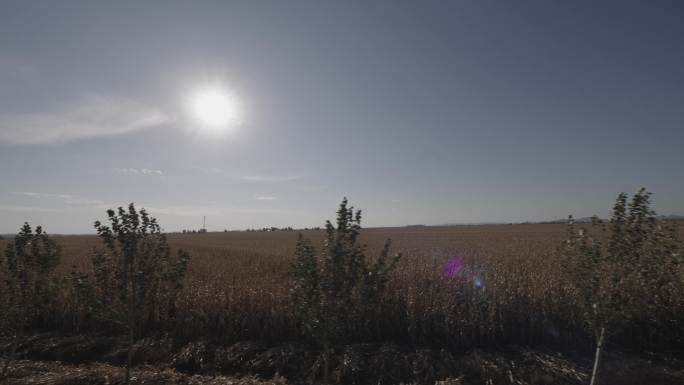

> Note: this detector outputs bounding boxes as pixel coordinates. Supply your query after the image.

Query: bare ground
[2,334,683,384]
[3,360,287,385]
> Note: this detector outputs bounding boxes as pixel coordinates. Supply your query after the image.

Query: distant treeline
[178,226,322,233]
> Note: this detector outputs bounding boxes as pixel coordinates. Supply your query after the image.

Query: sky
[1,1,683,233]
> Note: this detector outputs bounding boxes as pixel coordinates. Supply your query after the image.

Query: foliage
[0,223,61,381]
[1,223,61,329]
[291,198,401,347]
[561,188,682,340]
[73,204,190,336]
[70,204,191,383]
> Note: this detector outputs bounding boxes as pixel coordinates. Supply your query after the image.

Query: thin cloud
[115,168,163,176]
[241,175,301,183]
[64,198,105,206]
[0,96,168,145]
[12,191,105,207]
[141,168,163,175]
[255,196,276,200]
[0,205,61,213]
[14,192,74,199]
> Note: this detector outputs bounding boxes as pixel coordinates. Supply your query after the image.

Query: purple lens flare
[443,255,464,278]
[443,255,484,289]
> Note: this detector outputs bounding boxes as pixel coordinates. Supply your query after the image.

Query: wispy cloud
[255,196,276,200]
[12,191,105,207]
[64,198,105,206]
[14,192,74,199]
[0,205,61,213]
[241,175,301,183]
[0,96,168,145]
[115,168,164,176]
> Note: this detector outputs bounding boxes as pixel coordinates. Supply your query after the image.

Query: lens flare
[443,255,464,278]
[443,255,485,289]
[473,277,483,288]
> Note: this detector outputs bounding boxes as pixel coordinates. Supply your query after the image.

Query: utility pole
[202,216,206,232]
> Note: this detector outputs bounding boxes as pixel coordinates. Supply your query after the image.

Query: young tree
[0,223,61,382]
[562,189,682,385]
[291,198,401,384]
[73,204,189,384]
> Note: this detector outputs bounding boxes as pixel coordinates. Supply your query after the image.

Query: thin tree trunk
[125,326,133,384]
[323,344,330,385]
[125,290,135,385]
[589,327,606,385]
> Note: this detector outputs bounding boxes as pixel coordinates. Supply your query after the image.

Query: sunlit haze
[1,1,683,233]
[190,87,242,129]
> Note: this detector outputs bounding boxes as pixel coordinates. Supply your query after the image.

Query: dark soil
[2,334,683,384]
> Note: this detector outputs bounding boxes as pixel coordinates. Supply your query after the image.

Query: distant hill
[659,215,684,221]
[540,215,684,225]
[539,217,602,224]
[442,214,684,226]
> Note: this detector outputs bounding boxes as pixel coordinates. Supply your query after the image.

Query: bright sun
[190,87,241,129]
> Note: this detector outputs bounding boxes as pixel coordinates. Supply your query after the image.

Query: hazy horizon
[2,1,683,233]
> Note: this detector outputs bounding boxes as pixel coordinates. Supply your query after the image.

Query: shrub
[0,223,61,380]
[73,204,190,383]
[562,188,682,384]
[291,198,400,383]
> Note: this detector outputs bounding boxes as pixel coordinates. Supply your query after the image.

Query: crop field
[42,224,577,343]
[2,221,684,384]
[43,224,681,346]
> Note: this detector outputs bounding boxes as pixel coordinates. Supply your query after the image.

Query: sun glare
[190,87,241,129]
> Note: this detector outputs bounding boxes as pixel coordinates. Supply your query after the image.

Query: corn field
[3,222,682,352]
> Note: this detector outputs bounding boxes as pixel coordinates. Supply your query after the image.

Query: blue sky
[1,1,683,233]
